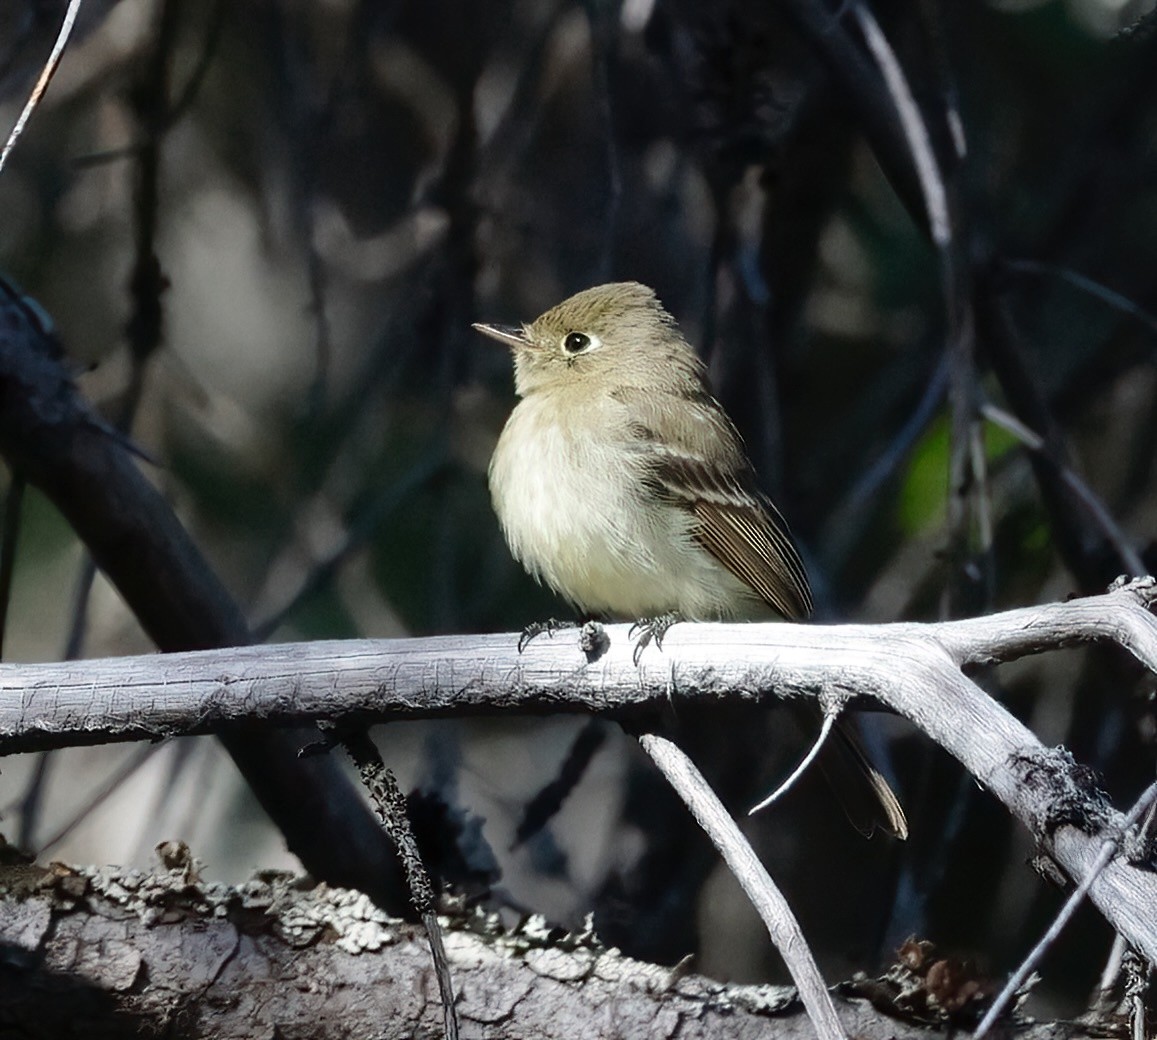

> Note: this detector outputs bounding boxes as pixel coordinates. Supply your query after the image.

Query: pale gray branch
[2,579,1156,961]
[638,733,846,1040]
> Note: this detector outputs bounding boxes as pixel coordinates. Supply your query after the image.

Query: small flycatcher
[477,281,810,623]
[475,281,905,838]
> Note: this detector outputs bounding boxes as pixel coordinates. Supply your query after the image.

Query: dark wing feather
[691,495,812,620]
[822,719,909,839]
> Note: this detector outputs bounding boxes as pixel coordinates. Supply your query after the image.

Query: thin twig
[1097,934,1129,1007]
[1095,794,1157,1004]
[70,0,226,170]
[852,4,949,250]
[976,281,1128,591]
[981,401,1146,577]
[270,4,333,414]
[969,417,995,601]
[14,751,51,850]
[638,732,847,1040]
[338,729,459,1040]
[0,0,84,177]
[820,356,948,573]
[164,0,228,129]
[585,0,622,281]
[62,555,99,660]
[513,718,607,848]
[1002,258,1157,340]
[851,2,978,618]
[777,0,926,228]
[915,0,966,161]
[974,779,1157,1038]
[749,711,835,815]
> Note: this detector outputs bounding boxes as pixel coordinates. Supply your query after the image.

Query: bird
[474,281,906,839]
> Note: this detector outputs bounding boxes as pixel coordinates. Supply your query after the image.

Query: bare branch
[638,733,846,1040]
[2,581,1157,961]
[0,0,84,176]
[5,582,1153,747]
[748,711,836,815]
[4,861,1096,1040]
[852,4,949,250]
[975,779,1157,1036]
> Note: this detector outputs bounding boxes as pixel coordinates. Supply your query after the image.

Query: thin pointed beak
[472,322,529,349]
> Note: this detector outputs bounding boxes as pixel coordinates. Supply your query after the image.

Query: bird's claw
[518,617,577,653]
[630,612,680,665]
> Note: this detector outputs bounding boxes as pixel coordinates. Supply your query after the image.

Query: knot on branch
[1010,747,1113,837]
[1109,574,1157,607]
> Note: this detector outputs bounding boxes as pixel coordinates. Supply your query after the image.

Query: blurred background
[1,0,1156,1019]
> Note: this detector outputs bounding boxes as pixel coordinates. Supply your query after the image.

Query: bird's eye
[562,331,596,354]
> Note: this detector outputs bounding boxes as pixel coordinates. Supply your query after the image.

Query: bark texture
[0,862,1118,1039]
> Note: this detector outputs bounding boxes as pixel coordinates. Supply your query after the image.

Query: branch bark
[638,732,844,1040]
[0,863,1123,1040]
[2,581,1156,961]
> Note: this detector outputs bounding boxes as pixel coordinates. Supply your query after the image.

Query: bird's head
[474,282,695,396]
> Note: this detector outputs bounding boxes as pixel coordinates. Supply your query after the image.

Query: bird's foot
[518,618,578,653]
[629,612,681,665]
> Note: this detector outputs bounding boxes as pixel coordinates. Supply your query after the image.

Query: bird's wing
[692,493,813,621]
[616,387,903,839]
[617,385,813,620]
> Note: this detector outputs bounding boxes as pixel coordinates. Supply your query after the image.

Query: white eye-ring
[562,331,600,355]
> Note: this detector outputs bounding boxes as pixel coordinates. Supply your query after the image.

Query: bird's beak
[472,322,529,349]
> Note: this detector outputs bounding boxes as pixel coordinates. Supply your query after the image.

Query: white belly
[489,395,755,619]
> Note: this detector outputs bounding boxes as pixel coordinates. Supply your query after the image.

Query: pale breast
[489,393,759,619]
